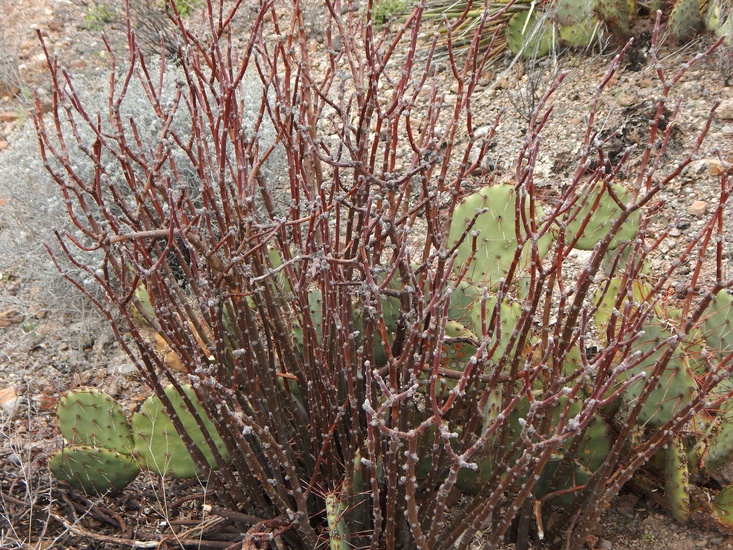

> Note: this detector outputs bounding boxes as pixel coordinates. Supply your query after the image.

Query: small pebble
[615,493,639,518]
[716,98,733,120]
[688,200,708,216]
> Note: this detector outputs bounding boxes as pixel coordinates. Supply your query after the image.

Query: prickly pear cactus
[131,284,155,324]
[714,484,733,528]
[564,182,640,251]
[556,0,602,48]
[50,446,140,495]
[51,389,139,494]
[665,435,690,522]
[622,320,697,426]
[448,185,552,289]
[701,387,733,474]
[705,0,733,43]
[51,386,231,493]
[448,281,521,359]
[594,280,699,427]
[455,395,612,501]
[505,10,554,57]
[703,289,733,360]
[697,293,733,470]
[56,389,134,451]
[131,384,229,478]
[595,0,636,36]
[325,493,349,550]
[668,0,706,40]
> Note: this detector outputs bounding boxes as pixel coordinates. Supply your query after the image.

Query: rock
[47,19,64,33]
[716,98,733,120]
[596,538,613,550]
[0,111,18,123]
[108,361,137,375]
[0,309,24,328]
[639,78,655,88]
[618,93,636,108]
[615,492,639,518]
[0,84,20,98]
[688,200,708,216]
[0,387,20,417]
[706,158,731,176]
[32,388,57,411]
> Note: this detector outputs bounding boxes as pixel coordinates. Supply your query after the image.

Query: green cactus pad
[556,0,598,24]
[559,19,602,48]
[564,182,640,251]
[131,284,155,324]
[132,385,229,478]
[595,0,635,36]
[325,493,348,550]
[703,390,733,475]
[293,287,324,349]
[644,0,664,12]
[705,1,733,43]
[505,10,554,58]
[713,484,733,528]
[704,289,733,361]
[448,282,521,355]
[706,429,733,475]
[458,395,611,498]
[530,401,611,504]
[623,320,698,427]
[665,436,690,522]
[57,390,133,452]
[50,446,139,495]
[668,0,705,41]
[595,279,700,427]
[594,278,652,333]
[556,0,601,48]
[447,185,552,289]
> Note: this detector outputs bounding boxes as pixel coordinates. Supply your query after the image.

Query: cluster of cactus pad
[53,181,733,518]
[284,178,723,525]
[52,179,733,530]
[502,0,731,56]
[441,182,733,526]
[51,385,227,494]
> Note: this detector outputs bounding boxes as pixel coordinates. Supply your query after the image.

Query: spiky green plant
[50,386,227,494]
[420,0,731,67]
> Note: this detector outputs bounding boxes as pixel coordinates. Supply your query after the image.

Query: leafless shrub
[0,0,23,98]
[33,2,733,548]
